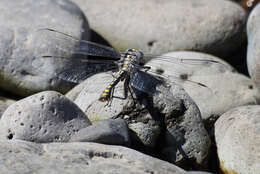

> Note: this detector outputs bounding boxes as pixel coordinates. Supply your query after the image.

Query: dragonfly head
[125,48,145,65]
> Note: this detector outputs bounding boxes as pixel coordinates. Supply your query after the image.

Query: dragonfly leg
[123,76,133,100]
[128,85,137,102]
[126,81,138,103]
[108,87,115,106]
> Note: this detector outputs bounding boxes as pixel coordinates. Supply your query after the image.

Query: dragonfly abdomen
[99,70,127,102]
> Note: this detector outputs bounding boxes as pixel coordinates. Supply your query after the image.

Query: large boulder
[72,0,246,57]
[0,140,186,174]
[0,0,90,96]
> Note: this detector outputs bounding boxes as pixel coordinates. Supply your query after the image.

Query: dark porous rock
[72,0,246,57]
[0,91,91,143]
[70,118,130,146]
[161,85,211,169]
[0,0,90,96]
[0,96,16,118]
[74,72,211,168]
[247,3,260,91]
[147,51,260,132]
[215,105,260,173]
[0,140,186,174]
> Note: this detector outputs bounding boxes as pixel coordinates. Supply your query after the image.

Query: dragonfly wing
[57,62,118,83]
[129,70,162,94]
[33,56,118,83]
[145,53,233,85]
[35,28,121,59]
[144,53,232,74]
[146,68,210,89]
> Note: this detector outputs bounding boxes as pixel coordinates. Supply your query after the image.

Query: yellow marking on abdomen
[99,70,127,102]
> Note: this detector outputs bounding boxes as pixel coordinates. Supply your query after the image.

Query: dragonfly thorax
[123,48,145,66]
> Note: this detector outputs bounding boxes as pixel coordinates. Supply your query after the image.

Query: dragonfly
[35,28,225,104]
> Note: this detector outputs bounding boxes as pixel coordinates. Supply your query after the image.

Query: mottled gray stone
[70,119,130,146]
[0,91,91,143]
[128,121,161,148]
[74,72,211,167]
[0,96,16,118]
[161,85,211,168]
[0,0,90,96]
[0,140,185,174]
[147,51,260,129]
[215,105,260,174]
[247,3,260,91]
[72,0,246,57]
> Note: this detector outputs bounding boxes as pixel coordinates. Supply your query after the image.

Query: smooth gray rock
[74,73,163,148]
[247,3,260,91]
[185,172,214,174]
[215,105,260,174]
[74,72,211,168]
[0,91,91,143]
[0,140,186,174]
[70,119,130,146]
[147,51,260,129]
[66,80,88,101]
[72,0,246,57]
[74,73,129,121]
[0,0,90,96]
[0,96,16,118]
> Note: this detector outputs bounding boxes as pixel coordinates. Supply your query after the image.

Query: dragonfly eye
[125,48,137,53]
[124,49,145,65]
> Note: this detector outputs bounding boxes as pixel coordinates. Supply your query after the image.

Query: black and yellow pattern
[98,49,138,102]
[98,70,127,102]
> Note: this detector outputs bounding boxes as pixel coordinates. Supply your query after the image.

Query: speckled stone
[0,140,186,174]
[0,91,91,143]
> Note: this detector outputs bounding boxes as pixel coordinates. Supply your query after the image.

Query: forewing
[35,28,121,59]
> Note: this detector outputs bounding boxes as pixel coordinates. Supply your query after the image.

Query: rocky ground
[0,0,259,173]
